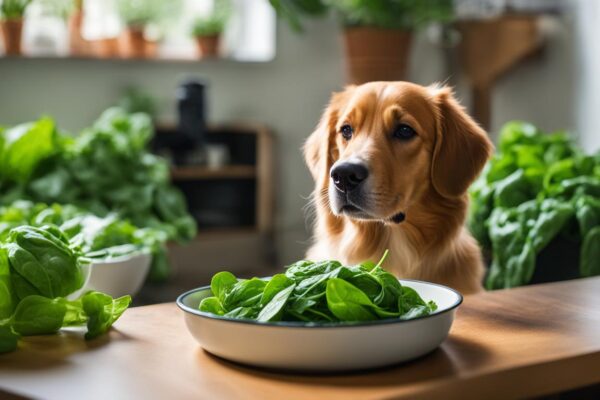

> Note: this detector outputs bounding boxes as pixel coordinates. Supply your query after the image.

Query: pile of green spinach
[468,121,600,289]
[199,252,437,323]
[0,200,168,277]
[0,225,130,354]
[0,108,196,280]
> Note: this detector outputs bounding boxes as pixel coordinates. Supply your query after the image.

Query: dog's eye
[340,124,353,140]
[393,124,416,140]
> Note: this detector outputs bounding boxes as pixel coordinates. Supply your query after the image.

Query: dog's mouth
[338,203,374,220]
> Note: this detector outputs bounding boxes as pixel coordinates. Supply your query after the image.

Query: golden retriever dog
[304,81,493,294]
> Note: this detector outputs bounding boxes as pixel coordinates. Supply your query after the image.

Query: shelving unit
[171,165,257,180]
[137,122,276,304]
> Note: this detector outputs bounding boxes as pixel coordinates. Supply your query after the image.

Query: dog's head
[304,81,493,224]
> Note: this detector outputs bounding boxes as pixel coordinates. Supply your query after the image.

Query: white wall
[575,0,600,152]
[0,12,585,264]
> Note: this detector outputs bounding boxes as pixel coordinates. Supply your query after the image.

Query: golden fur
[304,82,493,294]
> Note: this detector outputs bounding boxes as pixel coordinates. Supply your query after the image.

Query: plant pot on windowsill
[195,35,220,58]
[342,27,412,84]
[1,18,24,56]
[121,26,146,59]
[68,8,87,56]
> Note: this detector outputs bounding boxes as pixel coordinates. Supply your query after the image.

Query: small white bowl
[177,279,462,372]
[84,252,152,298]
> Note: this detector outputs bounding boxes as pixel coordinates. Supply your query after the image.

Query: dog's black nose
[330,162,369,192]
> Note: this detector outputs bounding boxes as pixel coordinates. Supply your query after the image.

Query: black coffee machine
[153,79,207,165]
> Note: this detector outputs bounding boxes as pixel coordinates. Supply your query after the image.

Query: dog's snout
[330,162,369,192]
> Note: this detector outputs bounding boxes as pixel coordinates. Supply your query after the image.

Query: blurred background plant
[36,0,75,20]
[328,0,454,30]
[117,86,157,119]
[190,0,231,57]
[270,0,453,32]
[116,0,166,29]
[0,0,32,20]
[191,0,231,38]
[268,0,328,32]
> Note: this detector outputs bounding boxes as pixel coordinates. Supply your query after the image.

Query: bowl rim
[176,278,463,329]
[89,250,152,265]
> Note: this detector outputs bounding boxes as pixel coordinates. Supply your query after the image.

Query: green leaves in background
[199,254,437,323]
[0,0,32,19]
[329,0,453,30]
[468,121,600,289]
[191,0,231,37]
[0,107,197,281]
[270,0,453,32]
[0,118,57,183]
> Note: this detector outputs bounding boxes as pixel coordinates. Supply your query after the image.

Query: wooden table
[2,277,600,400]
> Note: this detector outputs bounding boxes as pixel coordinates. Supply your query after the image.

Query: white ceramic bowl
[177,279,462,372]
[84,252,152,298]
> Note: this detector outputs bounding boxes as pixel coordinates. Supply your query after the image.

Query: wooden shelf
[171,165,256,180]
[0,54,269,65]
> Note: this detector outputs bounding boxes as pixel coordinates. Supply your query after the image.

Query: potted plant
[0,0,31,56]
[191,0,230,58]
[270,0,453,83]
[116,0,161,58]
[68,0,86,56]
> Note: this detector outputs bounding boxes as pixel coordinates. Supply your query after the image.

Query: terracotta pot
[144,39,158,59]
[196,35,220,58]
[68,10,87,56]
[1,19,24,56]
[121,27,146,59]
[90,37,119,58]
[343,27,412,84]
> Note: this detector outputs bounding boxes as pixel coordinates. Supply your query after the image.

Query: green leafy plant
[191,0,231,37]
[0,0,32,20]
[116,0,182,29]
[268,0,328,32]
[270,0,453,32]
[191,16,225,37]
[0,200,170,276]
[468,121,600,289]
[199,251,437,323]
[37,0,77,20]
[328,0,454,30]
[117,87,157,119]
[0,225,131,353]
[0,108,197,281]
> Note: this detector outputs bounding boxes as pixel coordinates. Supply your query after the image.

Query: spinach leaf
[6,225,82,300]
[199,297,226,316]
[0,325,19,353]
[210,271,238,303]
[257,284,295,322]
[325,278,377,321]
[10,295,66,336]
[81,291,131,340]
[0,118,57,183]
[260,274,294,306]
[223,278,266,310]
[0,248,13,319]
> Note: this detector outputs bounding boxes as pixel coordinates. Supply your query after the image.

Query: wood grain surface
[2,277,600,400]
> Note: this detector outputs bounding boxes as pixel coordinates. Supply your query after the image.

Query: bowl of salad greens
[177,253,462,371]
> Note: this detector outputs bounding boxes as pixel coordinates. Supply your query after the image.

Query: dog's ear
[304,87,354,184]
[430,86,493,198]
